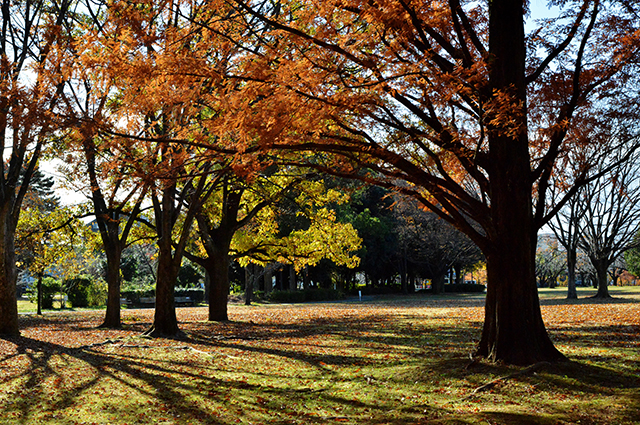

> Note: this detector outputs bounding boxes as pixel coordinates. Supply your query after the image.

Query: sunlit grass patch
[1,294,639,424]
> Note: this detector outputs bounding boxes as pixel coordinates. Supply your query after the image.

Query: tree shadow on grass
[539,295,640,306]
[2,304,639,424]
[0,334,242,424]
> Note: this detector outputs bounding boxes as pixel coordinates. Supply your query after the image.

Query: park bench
[139,297,156,306]
[130,296,195,307]
[175,296,194,306]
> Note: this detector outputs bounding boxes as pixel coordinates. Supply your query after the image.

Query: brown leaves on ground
[0,293,639,424]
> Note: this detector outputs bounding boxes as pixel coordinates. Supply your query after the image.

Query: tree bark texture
[208,248,231,321]
[151,247,180,336]
[566,249,578,299]
[592,258,611,298]
[475,0,565,364]
[99,225,123,328]
[0,208,19,337]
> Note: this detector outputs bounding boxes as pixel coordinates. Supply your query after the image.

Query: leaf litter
[0,292,638,424]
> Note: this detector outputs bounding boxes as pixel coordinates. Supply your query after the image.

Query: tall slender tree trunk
[566,249,578,299]
[204,270,211,303]
[289,266,296,291]
[37,273,43,316]
[149,245,180,336]
[400,249,408,294]
[266,266,274,293]
[0,209,19,337]
[245,264,254,306]
[100,238,123,328]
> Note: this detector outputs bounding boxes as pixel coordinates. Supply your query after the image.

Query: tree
[577,152,640,298]
[71,0,236,336]
[535,235,567,289]
[224,0,640,364]
[393,196,483,294]
[548,189,584,298]
[56,16,153,328]
[624,233,640,277]
[188,170,361,321]
[16,205,86,314]
[0,0,74,336]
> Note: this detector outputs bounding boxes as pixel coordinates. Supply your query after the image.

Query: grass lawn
[1,287,639,424]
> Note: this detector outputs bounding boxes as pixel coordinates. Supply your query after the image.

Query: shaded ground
[1,287,639,424]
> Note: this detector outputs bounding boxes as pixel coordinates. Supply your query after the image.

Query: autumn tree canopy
[200,0,640,364]
[2,0,639,367]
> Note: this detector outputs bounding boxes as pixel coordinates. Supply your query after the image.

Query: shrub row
[443,283,486,293]
[120,287,205,305]
[267,288,344,303]
[27,275,107,308]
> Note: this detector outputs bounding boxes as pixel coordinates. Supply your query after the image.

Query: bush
[87,279,108,306]
[120,286,205,305]
[27,277,61,309]
[175,287,205,304]
[63,276,94,308]
[121,283,155,305]
[268,290,307,303]
[267,288,344,303]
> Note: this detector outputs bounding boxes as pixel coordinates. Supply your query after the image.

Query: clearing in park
[1,287,639,424]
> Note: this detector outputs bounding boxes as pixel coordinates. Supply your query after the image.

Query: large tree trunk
[0,212,19,337]
[478,245,565,365]
[476,0,565,365]
[431,272,446,294]
[99,239,123,328]
[149,247,180,336]
[208,248,231,321]
[591,258,611,299]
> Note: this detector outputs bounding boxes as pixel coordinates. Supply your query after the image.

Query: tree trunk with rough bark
[149,247,180,336]
[99,225,123,329]
[474,0,566,365]
[208,247,231,321]
[592,258,611,299]
[566,249,578,299]
[0,209,19,337]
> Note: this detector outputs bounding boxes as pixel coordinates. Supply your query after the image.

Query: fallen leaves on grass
[0,295,638,424]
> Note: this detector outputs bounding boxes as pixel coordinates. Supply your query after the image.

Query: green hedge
[62,275,107,308]
[27,277,61,309]
[444,283,486,293]
[267,288,344,303]
[175,287,205,303]
[120,286,205,305]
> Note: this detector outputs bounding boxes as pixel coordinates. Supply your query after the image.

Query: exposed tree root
[79,338,124,350]
[141,326,185,339]
[462,361,551,400]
